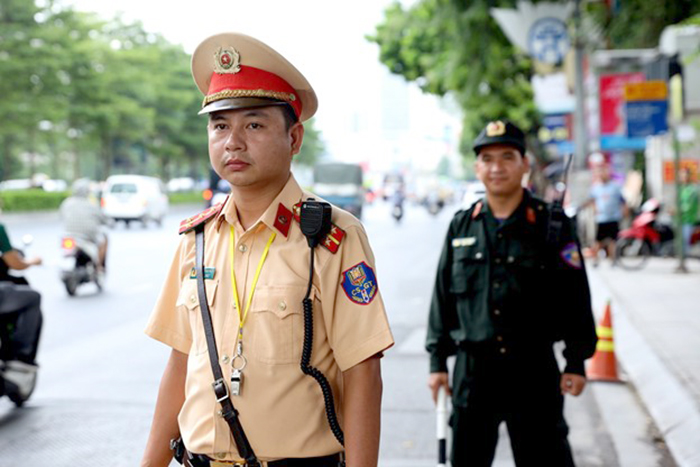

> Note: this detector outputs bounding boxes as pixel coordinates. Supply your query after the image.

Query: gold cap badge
[486,120,506,137]
[214,46,241,74]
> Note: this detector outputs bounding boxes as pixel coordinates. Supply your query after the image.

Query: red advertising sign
[599,72,645,135]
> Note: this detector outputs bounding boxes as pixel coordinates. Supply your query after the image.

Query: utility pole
[573,0,587,169]
[670,74,687,273]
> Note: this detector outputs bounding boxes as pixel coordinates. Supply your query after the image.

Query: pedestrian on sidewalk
[141,32,394,467]
[426,120,598,467]
[679,167,699,254]
[584,161,628,266]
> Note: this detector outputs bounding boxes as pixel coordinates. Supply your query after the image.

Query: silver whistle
[231,368,243,396]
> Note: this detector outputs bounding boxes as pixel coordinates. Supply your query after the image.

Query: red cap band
[206,65,301,118]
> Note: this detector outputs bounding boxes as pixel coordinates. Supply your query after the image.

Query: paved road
[0,202,675,466]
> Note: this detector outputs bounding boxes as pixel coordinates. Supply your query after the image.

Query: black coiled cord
[301,247,346,451]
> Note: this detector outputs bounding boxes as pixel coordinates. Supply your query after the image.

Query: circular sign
[528,17,570,65]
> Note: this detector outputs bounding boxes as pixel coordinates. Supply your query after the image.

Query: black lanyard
[195,224,259,466]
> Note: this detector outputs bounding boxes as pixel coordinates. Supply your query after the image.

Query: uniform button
[278,301,287,311]
[495,258,502,264]
[190,295,196,303]
[217,409,224,418]
[493,282,500,289]
[221,355,230,364]
[238,244,248,253]
[475,252,483,259]
[493,309,501,316]
[216,452,227,459]
[500,347,507,354]
[497,233,503,239]
[496,335,503,342]
[507,256,514,263]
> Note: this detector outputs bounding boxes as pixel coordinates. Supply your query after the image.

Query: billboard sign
[599,72,645,135]
[624,81,669,138]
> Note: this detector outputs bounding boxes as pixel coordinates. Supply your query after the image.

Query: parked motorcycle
[615,198,675,270]
[60,236,103,296]
[1,236,39,406]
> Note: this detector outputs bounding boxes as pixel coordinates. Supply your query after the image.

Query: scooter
[0,317,37,407]
[392,203,404,223]
[1,236,39,406]
[615,198,674,270]
[60,236,103,296]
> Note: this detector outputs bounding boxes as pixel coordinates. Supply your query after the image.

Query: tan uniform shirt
[145,175,394,461]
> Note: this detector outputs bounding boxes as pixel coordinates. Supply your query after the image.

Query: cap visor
[474,138,525,155]
[198,97,289,115]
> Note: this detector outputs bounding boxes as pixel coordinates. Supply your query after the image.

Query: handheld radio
[298,199,345,449]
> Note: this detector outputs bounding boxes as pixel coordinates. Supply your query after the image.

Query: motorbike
[1,236,39,406]
[60,235,103,296]
[615,198,675,270]
[391,202,404,223]
[425,194,445,216]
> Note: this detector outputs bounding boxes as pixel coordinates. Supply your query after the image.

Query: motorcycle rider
[392,183,406,223]
[0,221,43,399]
[59,179,109,273]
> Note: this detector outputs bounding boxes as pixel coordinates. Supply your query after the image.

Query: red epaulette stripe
[178,201,225,235]
[292,201,345,254]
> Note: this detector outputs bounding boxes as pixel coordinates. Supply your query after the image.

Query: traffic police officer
[141,33,394,467]
[426,121,597,466]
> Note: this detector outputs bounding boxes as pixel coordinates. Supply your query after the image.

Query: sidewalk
[587,257,700,467]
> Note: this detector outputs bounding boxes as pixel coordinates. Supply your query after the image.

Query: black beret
[472,120,526,156]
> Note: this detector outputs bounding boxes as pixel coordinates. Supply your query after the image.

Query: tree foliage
[587,0,700,49]
[368,0,539,156]
[0,1,324,182]
[370,0,700,160]
[295,118,324,167]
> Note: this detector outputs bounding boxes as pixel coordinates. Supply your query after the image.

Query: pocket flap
[453,244,486,262]
[251,285,310,319]
[176,279,218,310]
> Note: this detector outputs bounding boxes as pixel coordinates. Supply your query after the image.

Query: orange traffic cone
[587,301,622,382]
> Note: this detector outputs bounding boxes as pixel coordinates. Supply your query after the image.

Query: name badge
[452,237,477,248]
[190,267,216,280]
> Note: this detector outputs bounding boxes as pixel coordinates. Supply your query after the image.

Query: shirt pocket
[176,279,219,355]
[449,245,485,296]
[250,285,308,365]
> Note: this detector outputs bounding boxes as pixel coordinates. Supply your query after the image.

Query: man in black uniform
[426,120,597,466]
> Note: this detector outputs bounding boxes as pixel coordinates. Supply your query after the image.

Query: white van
[101,175,169,227]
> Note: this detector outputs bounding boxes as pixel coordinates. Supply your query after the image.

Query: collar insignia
[472,201,483,219]
[526,207,536,224]
[273,203,293,237]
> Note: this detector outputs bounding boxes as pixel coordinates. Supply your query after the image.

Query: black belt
[183,451,343,467]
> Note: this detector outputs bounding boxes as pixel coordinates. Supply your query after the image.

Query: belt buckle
[210,461,249,467]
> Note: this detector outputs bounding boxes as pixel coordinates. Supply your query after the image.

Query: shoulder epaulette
[178,202,225,235]
[292,201,345,254]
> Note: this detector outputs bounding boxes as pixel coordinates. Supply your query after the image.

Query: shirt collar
[214,174,304,241]
[481,189,533,226]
